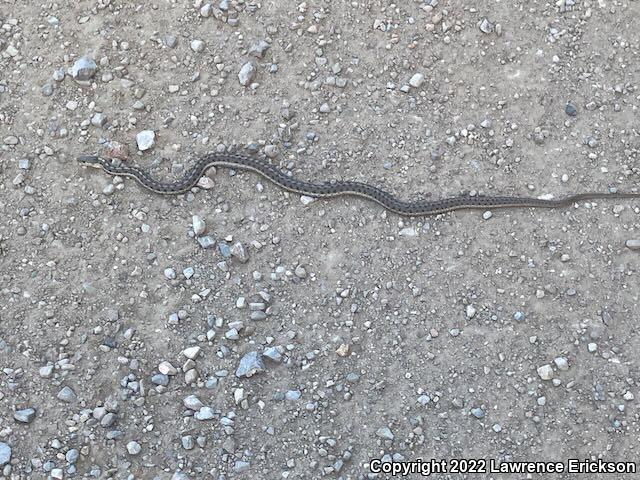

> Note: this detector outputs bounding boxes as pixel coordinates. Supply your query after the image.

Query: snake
[77,153,640,216]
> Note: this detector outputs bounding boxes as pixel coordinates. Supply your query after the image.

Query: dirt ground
[1,0,639,479]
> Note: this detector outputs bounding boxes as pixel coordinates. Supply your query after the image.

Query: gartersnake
[78,153,640,216]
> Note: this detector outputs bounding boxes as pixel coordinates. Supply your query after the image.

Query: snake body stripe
[77,153,640,216]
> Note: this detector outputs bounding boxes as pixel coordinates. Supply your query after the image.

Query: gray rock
[190,39,205,53]
[151,374,169,386]
[136,130,155,151]
[70,56,97,81]
[479,18,494,34]
[235,351,265,378]
[263,346,282,362]
[163,34,178,48]
[192,215,206,235]
[126,441,141,455]
[285,390,302,401]
[554,356,569,371]
[471,407,485,419]
[198,236,215,249]
[57,386,77,403]
[65,448,79,463]
[194,406,217,420]
[565,103,578,116]
[200,3,212,17]
[218,242,231,257]
[0,442,10,465]
[14,407,36,423]
[238,62,256,86]
[234,461,250,473]
[38,365,53,378]
[181,435,195,450]
[264,144,278,158]
[625,239,640,250]
[230,241,248,262]
[183,395,204,411]
[376,426,394,440]
[164,268,176,280]
[91,113,107,127]
[249,40,270,58]
[409,73,424,88]
[183,267,195,279]
[537,364,554,380]
[52,68,65,82]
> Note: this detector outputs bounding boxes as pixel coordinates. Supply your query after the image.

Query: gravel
[1,2,639,478]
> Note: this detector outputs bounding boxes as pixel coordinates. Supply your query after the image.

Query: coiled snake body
[78,153,640,216]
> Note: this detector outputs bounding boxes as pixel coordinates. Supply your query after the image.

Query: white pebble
[409,73,425,88]
[537,364,553,380]
[136,130,155,151]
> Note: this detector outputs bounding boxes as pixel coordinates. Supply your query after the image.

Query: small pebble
[136,130,155,151]
[235,351,265,378]
[471,407,485,419]
[70,56,97,81]
[57,386,77,403]
[183,267,195,279]
[163,34,178,48]
[198,236,216,249]
[238,62,256,86]
[126,441,141,455]
[565,103,578,117]
[192,215,206,235]
[553,356,569,371]
[409,73,425,88]
[625,239,640,251]
[479,18,494,33]
[0,443,10,466]
[375,426,394,440]
[183,346,201,360]
[537,364,554,380]
[190,39,205,52]
[249,40,270,58]
[13,408,36,423]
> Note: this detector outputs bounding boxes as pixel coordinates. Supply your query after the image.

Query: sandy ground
[0,0,639,479]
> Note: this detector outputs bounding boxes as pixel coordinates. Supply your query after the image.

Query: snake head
[77,155,104,168]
